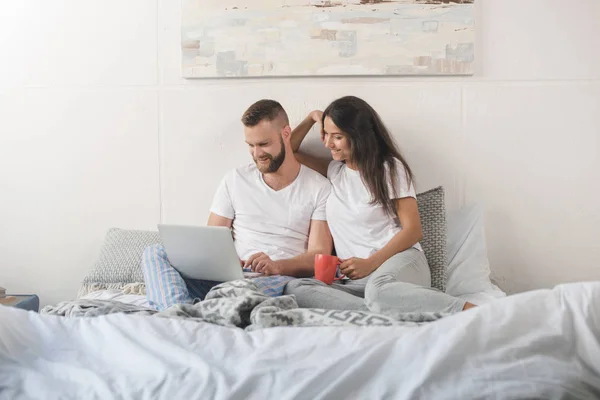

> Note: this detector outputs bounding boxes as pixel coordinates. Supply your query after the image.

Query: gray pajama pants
[284,248,466,316]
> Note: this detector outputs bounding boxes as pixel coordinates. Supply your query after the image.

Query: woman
[285,96,475,315]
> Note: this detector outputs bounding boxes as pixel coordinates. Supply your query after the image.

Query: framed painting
[182,0,475,78]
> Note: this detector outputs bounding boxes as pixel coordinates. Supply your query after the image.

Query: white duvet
[1,281,600,400]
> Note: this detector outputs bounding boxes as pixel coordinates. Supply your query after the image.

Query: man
[142,100,332,310]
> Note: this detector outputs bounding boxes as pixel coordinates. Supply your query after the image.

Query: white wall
[1,0,599,306]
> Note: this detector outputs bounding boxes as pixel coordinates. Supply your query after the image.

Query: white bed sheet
[1,281,599,399]
[80,289,151,308]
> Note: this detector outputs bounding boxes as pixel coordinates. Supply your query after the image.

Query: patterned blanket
[42,280,449,331]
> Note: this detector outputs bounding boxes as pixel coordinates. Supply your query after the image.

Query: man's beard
[254,139,286,173]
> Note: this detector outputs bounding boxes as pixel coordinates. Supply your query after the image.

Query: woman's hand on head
[309,110,323,123]
[308,110,326,142]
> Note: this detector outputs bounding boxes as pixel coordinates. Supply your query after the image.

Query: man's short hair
[241,99,289,128]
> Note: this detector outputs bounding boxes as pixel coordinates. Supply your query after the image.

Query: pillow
[416,186,447,292]
[80,228,160,297]
[445,203,506,301]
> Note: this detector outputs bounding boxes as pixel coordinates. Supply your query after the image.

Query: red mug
[314,254,345,285]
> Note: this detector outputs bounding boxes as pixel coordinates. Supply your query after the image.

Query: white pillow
[445,204,506,303]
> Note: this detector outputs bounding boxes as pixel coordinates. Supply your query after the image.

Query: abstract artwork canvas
[182,0,475,78]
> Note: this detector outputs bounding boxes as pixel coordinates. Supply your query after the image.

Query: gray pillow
[416,186,447,292]
[82,228,160,288]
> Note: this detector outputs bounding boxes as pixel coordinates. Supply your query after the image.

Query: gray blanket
[41,280,448,331]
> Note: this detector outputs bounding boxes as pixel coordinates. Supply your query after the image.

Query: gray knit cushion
[416,186,447,292]
[82,228,161,286]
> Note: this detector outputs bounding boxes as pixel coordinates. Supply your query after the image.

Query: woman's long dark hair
[322,96,414,217]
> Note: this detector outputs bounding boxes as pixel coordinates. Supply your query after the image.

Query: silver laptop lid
[157,224,244,282]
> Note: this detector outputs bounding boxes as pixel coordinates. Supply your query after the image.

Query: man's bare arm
[207,212,233,228]
[274,220,333,277]
[207,212,244,266]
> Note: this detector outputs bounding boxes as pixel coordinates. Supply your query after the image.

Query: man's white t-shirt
[210,163,331,261]
[326,159,422,260]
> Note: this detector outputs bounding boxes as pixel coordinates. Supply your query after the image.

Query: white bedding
[1,281,599,399]
[80,289,151,308]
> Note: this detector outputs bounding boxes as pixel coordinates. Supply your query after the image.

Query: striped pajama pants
[141,244,295,311]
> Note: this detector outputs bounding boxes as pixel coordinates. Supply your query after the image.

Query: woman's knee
[364,274,400,303]
[364,279,423,312]
[284,278,321,295]
[372,250,431,287]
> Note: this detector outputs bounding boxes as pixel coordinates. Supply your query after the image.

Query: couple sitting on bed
[141,97,475,316]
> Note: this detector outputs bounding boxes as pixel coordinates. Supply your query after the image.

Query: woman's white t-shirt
[326,159,422,260]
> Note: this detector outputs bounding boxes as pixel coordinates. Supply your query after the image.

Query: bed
[1,202,599,399]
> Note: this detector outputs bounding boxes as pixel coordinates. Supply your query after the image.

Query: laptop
[157,224,246,282]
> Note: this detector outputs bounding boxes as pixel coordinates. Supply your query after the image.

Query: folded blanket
[42,280,449,331]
